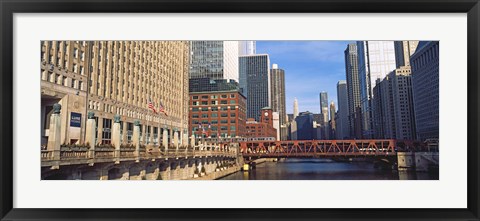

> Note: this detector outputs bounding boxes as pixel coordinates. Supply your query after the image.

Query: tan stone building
[41,41,189,148]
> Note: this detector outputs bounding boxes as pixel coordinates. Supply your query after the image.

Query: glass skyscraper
[189,41,239,82]
[239,54,270,122]
[357,41,397,138]
[344,43,362,139]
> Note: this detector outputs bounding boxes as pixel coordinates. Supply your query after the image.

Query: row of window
[191,106,237,112]
[191,119,237,124]
[192,126,236,131]
[192,94,236,99]
[192,113,236,118]
[192,100,236,105]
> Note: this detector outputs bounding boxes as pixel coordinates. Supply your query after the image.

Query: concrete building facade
[270,64,287,140]
[394,41,419,68]
[41,41,190,148]
[411,41,439,141]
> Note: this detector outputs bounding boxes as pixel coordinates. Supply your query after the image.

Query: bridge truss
[238,139,424,158]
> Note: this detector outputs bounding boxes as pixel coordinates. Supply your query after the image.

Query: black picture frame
[1,0,479,220]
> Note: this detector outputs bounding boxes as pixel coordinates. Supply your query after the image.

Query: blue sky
[256,41,352,114]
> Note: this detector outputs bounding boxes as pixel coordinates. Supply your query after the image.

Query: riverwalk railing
[41,145,238,167]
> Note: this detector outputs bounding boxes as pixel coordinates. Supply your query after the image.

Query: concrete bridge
[41,145,241,180]
[41,105,242,180]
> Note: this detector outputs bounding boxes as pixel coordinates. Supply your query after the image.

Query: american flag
[147,98,157,114]
[159,101,168,116]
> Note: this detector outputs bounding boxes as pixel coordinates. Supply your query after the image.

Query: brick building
[188,78,246,139]
[245,108,277,139]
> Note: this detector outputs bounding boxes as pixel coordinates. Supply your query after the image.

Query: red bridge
[239,139,429,158]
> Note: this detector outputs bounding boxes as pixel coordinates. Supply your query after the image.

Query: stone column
[96,117,103,145]
[112,115,121,158]
[169,127,174,147]
[190,135,195,148]
[141,124,146,145]
[173,130,179,150]
[133,120,141,157]
[85,111,96,158]
[47,103,62,160]
[162,128,168,152]
[182,130,188,146]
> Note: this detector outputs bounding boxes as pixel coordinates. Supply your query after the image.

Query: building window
[230,94,235,98]
[221,113,228,117]
[202,114,208,118]
[192,96,198,100]
[230,100,236,104]
[230,126,236,131]
[192,107,199,112]
[211,113,218,117]
[230,113,236,117]
[102,118,112,144]
[192,114,199,118]
[201,95,208,99]
[221,95,227,98]
[220,100,228,104]
[127,122,133,143]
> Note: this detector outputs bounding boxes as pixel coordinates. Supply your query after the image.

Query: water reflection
[220,158,438,180]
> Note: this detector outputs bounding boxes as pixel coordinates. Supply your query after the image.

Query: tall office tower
[239,41,256,55]
[344,43,362,139]
[295,111,314,140]
[319,92,329,123]
[411,41,439,141]
[373,76,393,139]
[357,41,397,138]
[270,64,287,140]
[319,91,329,139]
[392,67,416,140]
[373,66,416,140]
[329,101,336,139]
[189,41,239,82]
[394,41,419,68]
[41,41,190,147]
[239,54,271,122]
[293,98,299,119]
[336,80,350,139]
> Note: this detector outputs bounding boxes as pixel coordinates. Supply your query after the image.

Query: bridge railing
[41,145,238,165]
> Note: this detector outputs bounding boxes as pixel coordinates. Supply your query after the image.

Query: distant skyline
[256,41,352,114]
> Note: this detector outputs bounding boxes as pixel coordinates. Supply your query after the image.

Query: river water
[219,158,439,180]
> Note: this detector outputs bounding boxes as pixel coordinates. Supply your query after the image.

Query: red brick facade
[245,108,277,139]
[189,91,246,138]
